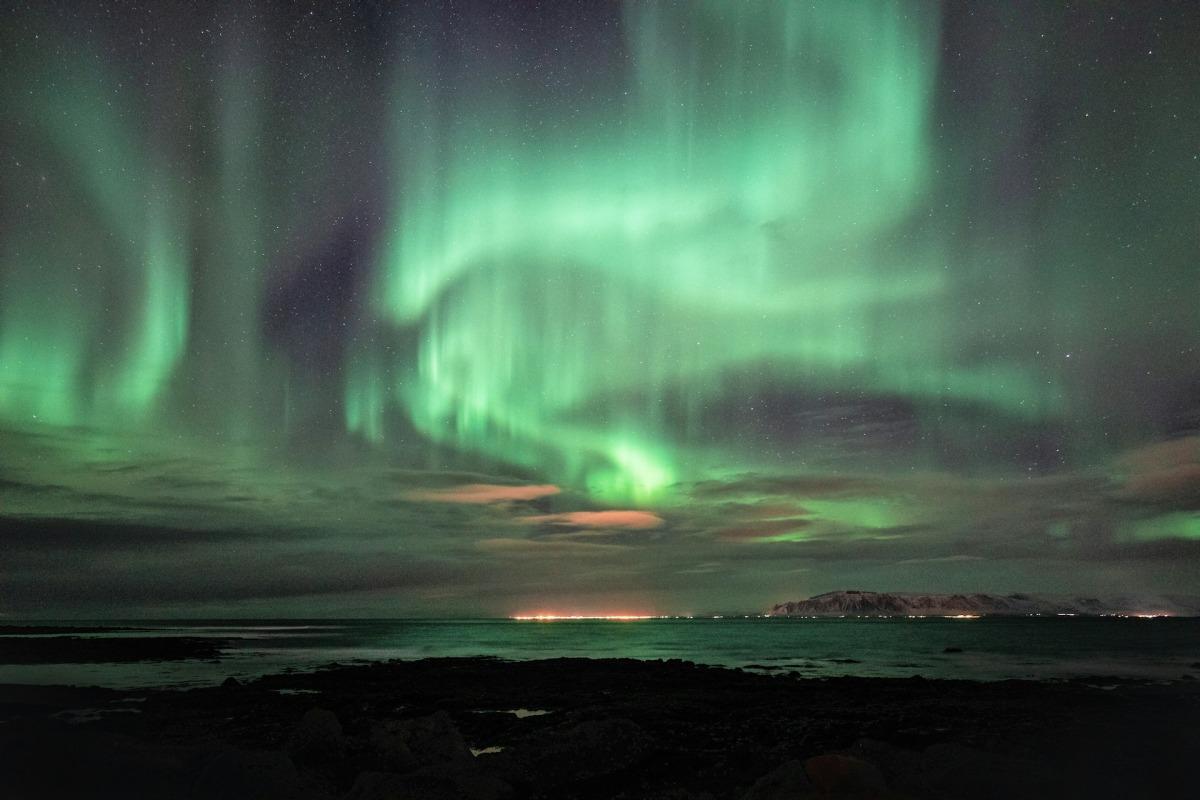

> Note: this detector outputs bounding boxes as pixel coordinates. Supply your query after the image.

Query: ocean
[2,617,1197,689]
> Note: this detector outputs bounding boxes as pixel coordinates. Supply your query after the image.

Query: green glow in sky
[344,2,1072,501]
[0,48,190,426]
[1,1,1198,615]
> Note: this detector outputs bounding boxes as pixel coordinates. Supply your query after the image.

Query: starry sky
[2,1,1199,617]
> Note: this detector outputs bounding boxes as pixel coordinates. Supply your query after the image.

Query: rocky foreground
[1,657,1197,799]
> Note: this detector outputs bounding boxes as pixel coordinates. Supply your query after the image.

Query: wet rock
[390,710,473,766]
[501,717,651,788]
[803,753,888,797]
[222,676,243,689]
[5,656,1197,799]
[919,742,1059,800]
[342,765,510,800]
[943,647,963,654]
[287,708,346,764]
[740,759,813,799]
[196,748,306,800]
[342,771,406,800]
[0,635,226,663]
[364,721,419,772]
[846,739,922,793]
[1,721,191,798]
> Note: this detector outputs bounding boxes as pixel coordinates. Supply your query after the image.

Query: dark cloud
[689,474,882,499]
[1112,436,1200,511]
[0,516,282,552]
[4,429,1198,617]
[475,537,631,557]
[2,547,461,605]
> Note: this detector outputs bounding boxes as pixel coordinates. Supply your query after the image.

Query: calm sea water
[2,617,1198,688]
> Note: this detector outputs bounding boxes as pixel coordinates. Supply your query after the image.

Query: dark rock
[4,655,1198,799]
[388,710,473,766]
[846,739,927,795]
[0,625,141,636]
[1,721,192,798]
[343,771,406,800]
[803,753,888,797]
[287,708,346,764]
[0,635,226,663]
[943,647,963,654]
[222,676,243,689]
[919,742,1060,800]
[196,748,306,800]
[501,717,651,788]
[350,710,473,777]
[342,765,510,800]
[365,721,419,772]
[740,759,814,799]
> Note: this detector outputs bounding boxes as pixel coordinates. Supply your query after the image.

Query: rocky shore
[0,634,226,664]
[1,657,1196,799]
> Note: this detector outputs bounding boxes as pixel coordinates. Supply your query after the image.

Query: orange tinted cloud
[406,483,561,504]
[1121,463,1200,502]
[1116,436,1200,507]
[522,510,664,529]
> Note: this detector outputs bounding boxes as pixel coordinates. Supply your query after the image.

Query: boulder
[342,765,510,800]
[196,748,306,800]
[740,759,814,799]
[1,721,191,798]
[846,739,922,794]
[388,710,473,766]
[287,708,346,764]
[500,717,651,788]
[365,721,419,772]
[919,742,1060,800]
[803,753,888,798]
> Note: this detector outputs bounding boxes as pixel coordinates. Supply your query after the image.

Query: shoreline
[2,656,1197,798]
[3,616,1198,690]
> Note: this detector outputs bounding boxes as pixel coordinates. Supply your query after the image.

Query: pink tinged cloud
[405,483,561,504]
[521,510,665,530]
[1116,436,1200,504]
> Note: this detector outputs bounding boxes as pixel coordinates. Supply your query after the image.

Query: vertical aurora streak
[0,40,190,426]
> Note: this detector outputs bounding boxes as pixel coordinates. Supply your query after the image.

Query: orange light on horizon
[511,613,660,621]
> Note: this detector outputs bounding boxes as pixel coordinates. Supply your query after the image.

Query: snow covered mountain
[768,590,1200,617]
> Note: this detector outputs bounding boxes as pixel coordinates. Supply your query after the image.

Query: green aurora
[1,1,1198,616]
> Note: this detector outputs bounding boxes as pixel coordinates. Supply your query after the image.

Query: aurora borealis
[2,1,1198,616]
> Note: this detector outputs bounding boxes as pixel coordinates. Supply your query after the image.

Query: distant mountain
[769,590,1200,617]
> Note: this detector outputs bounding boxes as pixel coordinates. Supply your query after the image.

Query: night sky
[2,1,1198,617]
